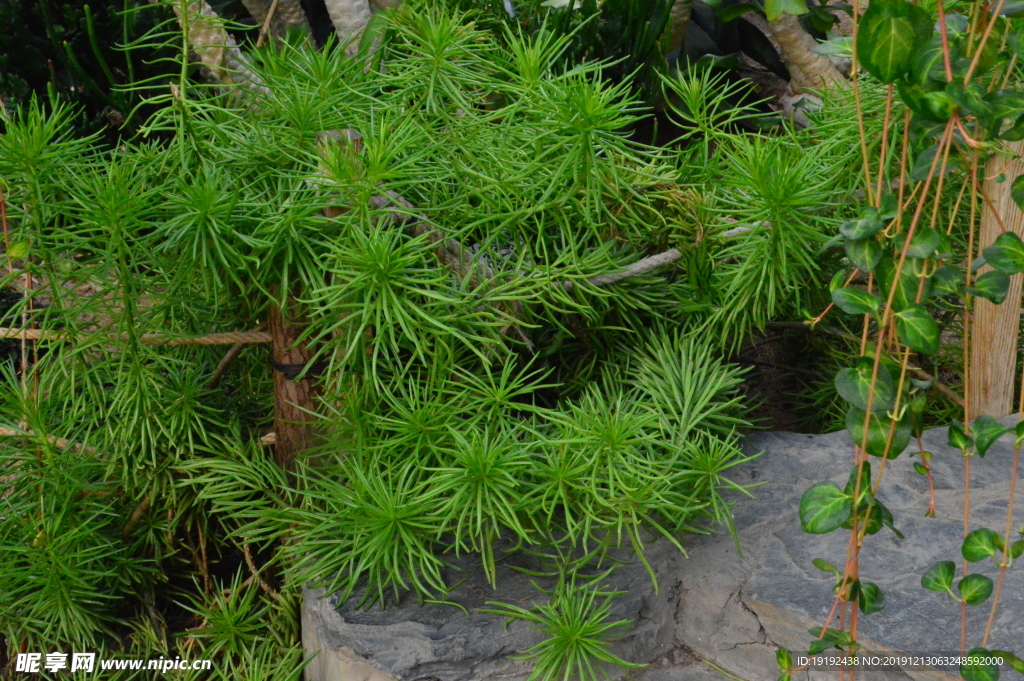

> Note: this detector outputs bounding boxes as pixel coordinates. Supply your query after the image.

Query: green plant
[483,574,645,681]
[1,4,769,677]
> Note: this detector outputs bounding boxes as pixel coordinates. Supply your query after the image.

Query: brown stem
[243,543,281,601]
[122,492,153,538]
[0,425,97,455]
[982,360,1024,646]
[243,0,311,45]
[198,523,211,599]
[255,0,281,48]
[206,323,266,390]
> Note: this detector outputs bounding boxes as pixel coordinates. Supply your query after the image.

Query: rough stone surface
[303,419,1024,681]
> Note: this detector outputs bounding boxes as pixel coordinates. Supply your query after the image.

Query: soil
[734,329,819,432]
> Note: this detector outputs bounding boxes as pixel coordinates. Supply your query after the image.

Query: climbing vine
[782,0,1024,677]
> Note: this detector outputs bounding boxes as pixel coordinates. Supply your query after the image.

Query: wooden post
[968,142,1024,420]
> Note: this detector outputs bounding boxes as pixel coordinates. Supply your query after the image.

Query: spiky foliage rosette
[0,3,795,676]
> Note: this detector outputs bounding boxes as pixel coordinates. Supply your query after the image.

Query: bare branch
[0,424,97,455]
[242,0,312,46]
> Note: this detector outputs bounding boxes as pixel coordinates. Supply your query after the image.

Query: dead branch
[243,543,282,601]
[0,424,97,455]
[122,492,154,538]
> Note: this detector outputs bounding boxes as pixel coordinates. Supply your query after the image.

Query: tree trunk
[268,296,319,470]
[968,142,1024,420]
[768,12,846,92]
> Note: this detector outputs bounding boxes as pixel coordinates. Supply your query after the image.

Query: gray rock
[303,420,1024,681]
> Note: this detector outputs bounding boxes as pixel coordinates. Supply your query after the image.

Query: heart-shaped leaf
[936,232,954,259]
[972,415,1009,457]
[895,304,940,354]
[807,639,835,655]
[858,581,886,614]
[845,238,884,273]
[812,558,841,574]
[800,482,852,534]
[949,422,975,451]
[844,461,872,502]
[967,270,1010,304]
[958,573,994,605]
[835,358,895,411]
[947,82,998,121]
[962,528,1001,562]
[856,0,933,83]
[832,287,881,315]
[1011,540,1024,559]
[921,560,956,593]
[841,495,903,540]
[931,266,962,295]
[878,255,931,311]
[910,143,962,181]
[840,211,885,240]
[908,35,946,85]
[1013,173,1024,213]
[899,80,958,123]
[907,227,941,258]
[776,647,793,671]
[808,627,854,646]
[961,648,1002,681]
[983,231,1024,275]
[990,649,1024,673]
[908,392,928,436]
[846,407,913,458]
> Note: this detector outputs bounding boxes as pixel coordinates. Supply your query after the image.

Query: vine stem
[981,359,1024,647]
[872,347,913,497]
[874,85,895,204]
[936,0,955,82]
[849,0,874,208]
[963,0,1007,84]
[929,117,958,230]
[842,119,956,677]
[960,150,982,656]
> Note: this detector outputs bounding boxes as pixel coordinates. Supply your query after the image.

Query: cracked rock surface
[303,421,1023,681]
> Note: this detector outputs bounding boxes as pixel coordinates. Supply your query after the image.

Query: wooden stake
[968,142,1024,420]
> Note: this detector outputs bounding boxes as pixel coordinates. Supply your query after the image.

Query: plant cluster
[0,2,850,677]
